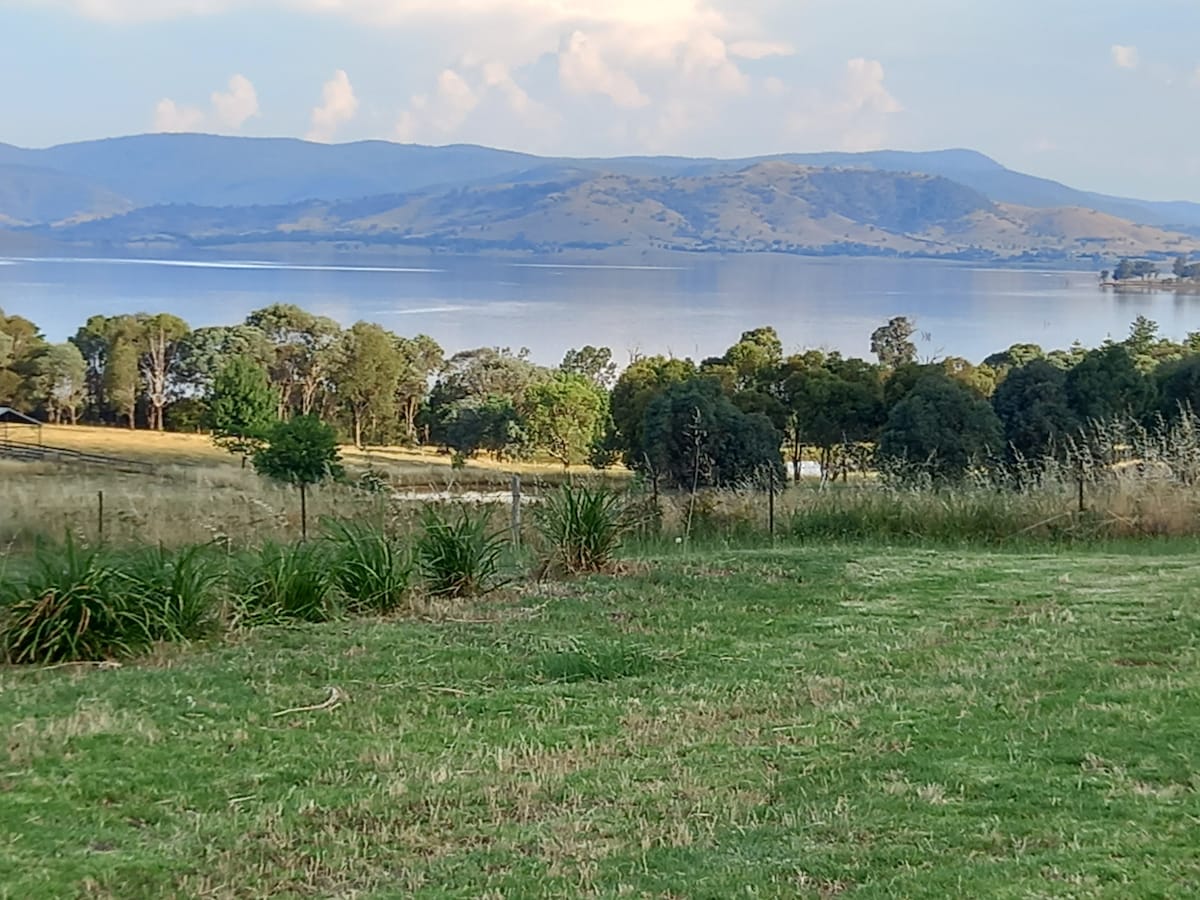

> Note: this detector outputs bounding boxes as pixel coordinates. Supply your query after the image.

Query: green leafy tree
[877,375,1003,480]
[137,312,190,431]
[333,321,404,448]
[640,377,784,489]
[990,360,1078,461]
[1113,258,1158,281]
[870,316,917,369]
[245,304,341,418]
[784,357,885,480]
[441,396,527,461]
[253,415,344,540]
[0,310,47,410]
[941,356,997,398]
[524,372,608,468]
[719,326,784,390]
[560,345,618,390]
[1156,356,1200,420]
[426,346,548,449]
[1064,344,1152,423]
[609,355,697,465]
[395,334,443,443]
[104,337,140,429]
[29,343,87,424]
[175,324,272,396]
[70,315,117,419]
[208,355,279,466]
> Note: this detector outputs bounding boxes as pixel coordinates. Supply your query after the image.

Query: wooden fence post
[97,490,105,543]
[511,474,522,548]
[768,467,776,541]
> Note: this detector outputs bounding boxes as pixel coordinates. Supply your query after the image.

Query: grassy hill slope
[35,162,1200,261]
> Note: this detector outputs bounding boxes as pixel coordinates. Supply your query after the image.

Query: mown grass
[3,543,1200,897]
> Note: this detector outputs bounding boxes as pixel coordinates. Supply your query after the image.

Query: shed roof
[0,407,41,426]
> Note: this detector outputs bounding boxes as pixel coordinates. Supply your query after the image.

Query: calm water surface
[1,254,1197,365]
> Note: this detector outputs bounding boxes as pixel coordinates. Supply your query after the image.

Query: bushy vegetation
[415,505,509,598]
[535,482,627,574]
[323,518,411,614]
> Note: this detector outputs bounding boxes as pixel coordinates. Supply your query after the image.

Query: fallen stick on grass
[271,686,346,717]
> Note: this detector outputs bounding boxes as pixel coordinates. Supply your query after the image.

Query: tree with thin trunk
[137,313,190,431]
[30,343,87,424]
[105,338,140,429]
[245,304,340,418]
[253,415,343,540]
[333,321,404,449]
[208,355,279,466]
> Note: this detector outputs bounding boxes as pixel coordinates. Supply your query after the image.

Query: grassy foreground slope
[3,544,1200,898]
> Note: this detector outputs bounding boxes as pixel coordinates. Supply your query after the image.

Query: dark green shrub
[415,505,507,598]
[536,483,626,574]
[323,519,411,614]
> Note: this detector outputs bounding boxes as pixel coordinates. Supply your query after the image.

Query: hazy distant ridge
[2,134,1198,260]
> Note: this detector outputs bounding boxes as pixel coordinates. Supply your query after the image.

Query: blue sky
[3,0,1199,200]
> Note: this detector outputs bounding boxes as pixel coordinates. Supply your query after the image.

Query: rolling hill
[2,133,1199,261]
[29,161,1200,262]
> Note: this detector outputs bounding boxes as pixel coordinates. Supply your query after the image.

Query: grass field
[3,542,1199,898]
[20,424,630,485]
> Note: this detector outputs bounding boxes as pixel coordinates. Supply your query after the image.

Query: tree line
[3,304,1200,487]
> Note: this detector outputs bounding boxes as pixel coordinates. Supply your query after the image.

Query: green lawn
[3,543,1200,898]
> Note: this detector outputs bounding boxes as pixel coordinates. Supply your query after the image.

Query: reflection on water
[2,253,1199,365]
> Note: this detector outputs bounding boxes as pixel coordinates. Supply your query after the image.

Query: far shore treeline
[3,303,1200,487]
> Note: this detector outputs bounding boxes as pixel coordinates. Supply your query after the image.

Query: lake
[1,253,1197,365]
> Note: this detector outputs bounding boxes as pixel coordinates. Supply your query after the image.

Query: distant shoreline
[1100,279,1200,294]
[0,241,1108,274]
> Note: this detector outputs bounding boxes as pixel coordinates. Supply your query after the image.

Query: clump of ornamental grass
[0,536,147,663]
[415,504,508,598]
[322,518,411,614]
[536,482,627,575]
[235,541,338,624]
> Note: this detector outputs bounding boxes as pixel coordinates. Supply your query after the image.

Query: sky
[3,0,1200,201]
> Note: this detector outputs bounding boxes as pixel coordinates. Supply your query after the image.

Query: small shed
[0,407,42,448]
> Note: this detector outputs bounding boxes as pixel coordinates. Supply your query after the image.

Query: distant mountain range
[1,133,1197,262]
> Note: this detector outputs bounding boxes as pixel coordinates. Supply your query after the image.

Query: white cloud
[786,58,903,152]
[1112,44,1139,70]
[396,69,478,141]
[729,39,793,60]
[307,69,359,143]
[153,97,204,132]
[559,30,650,108]
[152,73,259,133]
[842,57,902,116]
[396,61,555,145]
[211,74,260,128]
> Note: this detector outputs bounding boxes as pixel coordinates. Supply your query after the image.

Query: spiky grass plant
[120,544,223,642]
[236,541,338,623]
[0,537,146,663]
[323,519,411,614]
[415,505,507,598]
[536,483,627,575]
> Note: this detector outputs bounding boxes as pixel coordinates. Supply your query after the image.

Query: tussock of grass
[535,482,627,574]
[533,640,660,683]
[415,504,509,598]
